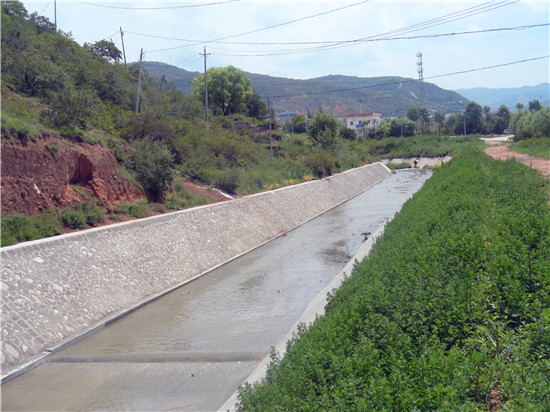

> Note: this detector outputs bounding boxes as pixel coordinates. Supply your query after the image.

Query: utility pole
[120,27,127,67]
[134,48,143,113]
[54,0,57,31]
[200,47,211,121]
[268,96,273,160]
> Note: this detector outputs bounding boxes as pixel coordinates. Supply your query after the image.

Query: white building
[344,113,382,136]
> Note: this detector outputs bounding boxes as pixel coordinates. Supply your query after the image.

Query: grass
[509,136,550,159]
[237,150,550,411]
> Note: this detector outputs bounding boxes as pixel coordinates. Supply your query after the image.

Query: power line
[208,23,549,57]
[129,23,548,47]
[143,1,370,53]
[74,0,242,10]
[268,55,550,99]
[141,0,520,55]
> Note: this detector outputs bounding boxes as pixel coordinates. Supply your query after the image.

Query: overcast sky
[21,0,549,91]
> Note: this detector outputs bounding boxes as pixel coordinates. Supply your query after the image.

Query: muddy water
[1,169,431,411]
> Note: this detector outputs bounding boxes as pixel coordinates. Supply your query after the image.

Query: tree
[407,107,420,123]
[291,114,307,133]
[306,110,342,154]
[465,101,483,134]
[494,105,510,134]
[510,107,550,140]
[192,65,253,116]
[516,102,524,113]
[29,12,55,34]
[245,91,267,120]
[434,111,445,134]
[87,40,122,62]
[528,99,542,112]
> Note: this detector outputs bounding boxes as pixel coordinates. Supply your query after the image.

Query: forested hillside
[143,61,467,116]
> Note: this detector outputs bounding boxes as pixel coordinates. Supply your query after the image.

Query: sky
[21,0,550,91]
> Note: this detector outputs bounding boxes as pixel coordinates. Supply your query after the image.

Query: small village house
[344,113,382,137]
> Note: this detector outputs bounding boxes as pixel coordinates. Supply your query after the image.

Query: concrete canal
[1,169,431,411]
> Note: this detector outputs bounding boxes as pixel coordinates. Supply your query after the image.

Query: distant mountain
[143,61,467,117]
[455,84,549,111]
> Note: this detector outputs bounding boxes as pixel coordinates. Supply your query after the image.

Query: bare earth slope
[1,134,142,215]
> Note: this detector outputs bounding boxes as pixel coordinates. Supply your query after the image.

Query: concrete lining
[1,162,391,382]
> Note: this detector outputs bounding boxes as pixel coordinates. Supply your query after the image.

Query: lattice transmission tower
[416,52,426,105]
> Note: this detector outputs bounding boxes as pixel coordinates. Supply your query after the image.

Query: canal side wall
[1,162,391,381]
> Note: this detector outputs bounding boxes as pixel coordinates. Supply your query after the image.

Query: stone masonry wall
[1,163,391,380]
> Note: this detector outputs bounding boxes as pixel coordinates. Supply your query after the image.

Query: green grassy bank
[237,151,550,411]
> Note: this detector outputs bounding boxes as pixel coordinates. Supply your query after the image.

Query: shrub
[302,150,338,177]
[61,202,105,229]
[1,211,62,246]
[116,200,150,218]
[127,137,174,201]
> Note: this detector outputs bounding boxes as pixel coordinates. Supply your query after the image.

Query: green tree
[291,114,307,133]
[465,101,483,134]
[516,102,524,113]
[192,65,253,116]
[434,111,445,134]
[528,99,542,112]
[127,137,174,201]
[245,91,267,120]
[407,107,420,123]
[510,107,550,140]
[494,105,510,134]
[86,40,122,62]
[306,110,342,154]
[29,11,55,34]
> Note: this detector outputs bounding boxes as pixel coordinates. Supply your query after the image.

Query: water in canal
[1,169,431,411]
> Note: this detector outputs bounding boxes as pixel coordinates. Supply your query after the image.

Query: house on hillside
[345,113,382,137]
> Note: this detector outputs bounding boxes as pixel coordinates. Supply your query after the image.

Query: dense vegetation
[237,151,550,410]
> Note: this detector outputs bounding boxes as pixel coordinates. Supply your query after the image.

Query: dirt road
[483,139,549,177]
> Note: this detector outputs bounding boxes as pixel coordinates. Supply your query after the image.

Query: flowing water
[1,169,431,411]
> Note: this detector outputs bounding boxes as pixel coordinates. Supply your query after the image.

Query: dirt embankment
[1,134,143,215]
[484,141,549,177]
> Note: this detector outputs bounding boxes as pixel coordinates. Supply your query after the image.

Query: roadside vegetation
[237,150,550,411]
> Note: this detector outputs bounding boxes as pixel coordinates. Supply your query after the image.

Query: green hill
[143,61,467,117]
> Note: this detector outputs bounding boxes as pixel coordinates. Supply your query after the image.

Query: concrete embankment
[1,162,391,381]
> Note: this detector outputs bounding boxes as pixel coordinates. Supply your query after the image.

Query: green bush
[237,150,550,410]
[302,150,338,177]
[1,211,62,246]
[61,202,105,229]
[115,200,150,218]
[127,137,174,201]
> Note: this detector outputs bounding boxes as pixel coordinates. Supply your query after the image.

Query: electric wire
[267,55,550,99]
[142,0,518,54]
[74,0,242,10]
[209,23,549,57]
[40,0,51,15]
[143,0,370,53]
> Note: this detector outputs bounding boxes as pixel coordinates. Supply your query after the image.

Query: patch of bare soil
[484,143,549,177]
